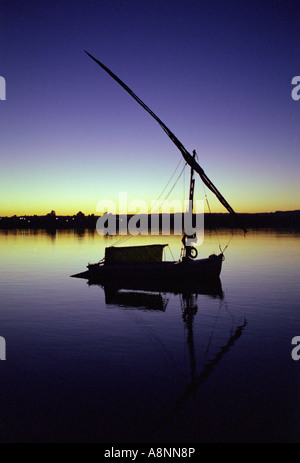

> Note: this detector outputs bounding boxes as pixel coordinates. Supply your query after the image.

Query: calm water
[0,229,299,443]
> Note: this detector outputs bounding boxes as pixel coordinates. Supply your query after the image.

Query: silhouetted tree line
[0,210,299,231]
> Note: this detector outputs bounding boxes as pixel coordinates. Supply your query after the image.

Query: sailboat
[72,51,245,286]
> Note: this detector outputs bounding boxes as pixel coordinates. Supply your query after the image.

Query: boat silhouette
[73,52,246,285]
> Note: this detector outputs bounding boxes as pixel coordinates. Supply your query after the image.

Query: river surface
[0,229,299,443]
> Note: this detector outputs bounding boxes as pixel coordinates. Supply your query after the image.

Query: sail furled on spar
[84,50,246,232]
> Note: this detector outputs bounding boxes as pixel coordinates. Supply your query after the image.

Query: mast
[189,150,196,215]
[181,150,197,259]
[85,51,246,233]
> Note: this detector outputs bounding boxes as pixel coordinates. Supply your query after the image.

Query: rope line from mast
[149,157,185,213]
[110,159,187,247]
[150,162,187,214]
[201,180,222,251]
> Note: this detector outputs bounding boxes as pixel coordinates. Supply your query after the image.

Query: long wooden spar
[85,50,246,232]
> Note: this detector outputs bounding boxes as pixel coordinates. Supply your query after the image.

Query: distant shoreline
[0,210,299,231]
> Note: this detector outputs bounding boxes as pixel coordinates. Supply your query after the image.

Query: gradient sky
[1,0,299,216]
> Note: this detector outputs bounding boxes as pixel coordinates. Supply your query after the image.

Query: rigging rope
[166,244,175,261]
[150,162,187,214]
[200,180,236,255]
[201,181,222,251]
[149,157,185,213]
[111,158,187,247]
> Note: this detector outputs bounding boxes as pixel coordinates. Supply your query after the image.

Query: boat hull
[72,254,223,293]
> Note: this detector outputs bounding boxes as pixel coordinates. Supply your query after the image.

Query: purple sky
[1,0,299,215]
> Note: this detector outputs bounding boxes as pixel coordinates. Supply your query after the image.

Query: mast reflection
[76,273,246,424]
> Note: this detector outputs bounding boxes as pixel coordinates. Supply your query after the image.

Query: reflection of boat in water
[74,276,246,426]
[75,275,223,311]
[73,272,247,433]
[105,289,168,312]
[72,52,246,283]
[163,309,247,427]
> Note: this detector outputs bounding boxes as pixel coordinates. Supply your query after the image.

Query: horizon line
[1,209,300,218]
